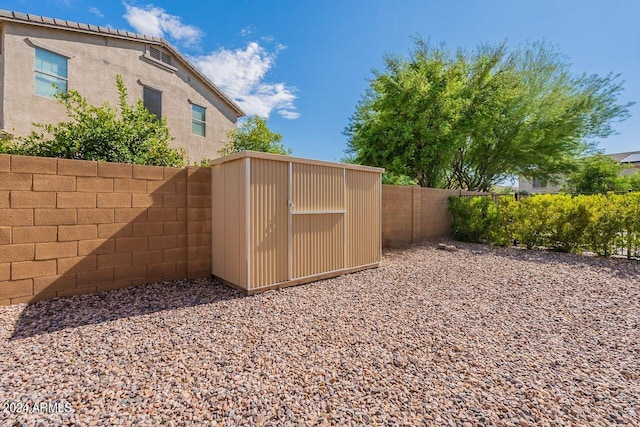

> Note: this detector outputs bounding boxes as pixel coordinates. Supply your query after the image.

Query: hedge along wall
[0,154,211,306]
[381,185,488,247]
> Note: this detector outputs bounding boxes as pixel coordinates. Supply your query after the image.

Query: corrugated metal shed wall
[291,163,344,212]
[249,159,288,289]
[292,214,345,279]
[211,151,382,293]
[290,163,346,280]
[211,158,247,289]
[346,170,381,268]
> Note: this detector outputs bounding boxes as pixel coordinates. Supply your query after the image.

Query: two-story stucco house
[0,10,244,163]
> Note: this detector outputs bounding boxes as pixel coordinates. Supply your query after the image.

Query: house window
[143,86,162,119]
[191,104,206,136]
[149,46,172,66]
[161,52,172,65]
[34,47,68,97]
[149,46,161,60]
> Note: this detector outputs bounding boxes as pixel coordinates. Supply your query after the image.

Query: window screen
[143,86,162,119]
[149,46,172,65]
[35,47,68,97]
[149,46,161,60]
[191,104,206,136]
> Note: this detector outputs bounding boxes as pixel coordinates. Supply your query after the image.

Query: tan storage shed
[210,151,384,294]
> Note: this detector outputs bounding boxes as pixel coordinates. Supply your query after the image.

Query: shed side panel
[250,158,288,289]
[292,214,344,279]
[211,165,225,278]
[346,170,381,267]
[217,159,247,288]
[291,163,344,212]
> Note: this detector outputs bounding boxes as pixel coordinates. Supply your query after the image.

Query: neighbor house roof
[607,151,640,163]
[0,9,245,118]
[619,153,640,164]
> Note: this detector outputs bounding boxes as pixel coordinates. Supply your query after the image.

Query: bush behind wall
[448,193,640,258]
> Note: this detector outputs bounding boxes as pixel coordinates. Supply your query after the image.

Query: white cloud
[191,42,298,119]
[240,26,255,37]
[88,7,104,18]
[123,3,202,47]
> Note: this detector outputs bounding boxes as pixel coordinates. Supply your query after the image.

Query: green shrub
[488,196,516,246]
[581,194,622,257]
[510,194,556,249]
[546,194,590,252]
[5,75,187,167]
[615,192,640,259]
[448,196,498,243]
[448,192,640,258]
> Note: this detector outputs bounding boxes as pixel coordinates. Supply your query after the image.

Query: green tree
[346,39,632,191]
[628,171,640,192]
[565,154,629,193]
[346,40,468,187]
[219,115,290,156]
[4,75,187,167]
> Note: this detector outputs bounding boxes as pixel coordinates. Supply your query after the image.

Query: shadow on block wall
[0,154,238,338]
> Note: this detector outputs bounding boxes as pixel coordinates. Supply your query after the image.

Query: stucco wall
[0,22,237,162]
[0,23,5,129]
[518,177,563,194]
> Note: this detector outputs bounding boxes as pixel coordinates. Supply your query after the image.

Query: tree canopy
[0,75,187,167]
[345,39,633,191]
[565,154,640,193]
[219,115,290,157]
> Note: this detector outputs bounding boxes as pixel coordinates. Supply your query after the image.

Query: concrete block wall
[0,154,211,306]
[382,185,489,247]
[381,185,414,248]
[0,157,485,305]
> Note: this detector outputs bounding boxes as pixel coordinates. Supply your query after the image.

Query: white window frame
[34,47,69,98]
[191,103,206,137]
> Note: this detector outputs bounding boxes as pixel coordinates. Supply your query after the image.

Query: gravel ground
[1,241,639,426]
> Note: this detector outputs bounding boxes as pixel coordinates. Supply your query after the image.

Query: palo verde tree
[345,38,633,191]
[219,115,291,156]
[2,75,187,167]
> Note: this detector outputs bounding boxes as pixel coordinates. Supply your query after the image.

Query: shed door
[289,163,345,279]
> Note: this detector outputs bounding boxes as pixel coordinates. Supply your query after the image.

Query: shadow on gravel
[462,242,640,280]
[10,279,243,340]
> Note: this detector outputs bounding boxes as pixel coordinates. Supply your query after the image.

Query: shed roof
[209,151,385,173]
[0,9,245,117]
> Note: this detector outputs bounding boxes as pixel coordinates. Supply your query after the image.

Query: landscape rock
[0,241,638,425]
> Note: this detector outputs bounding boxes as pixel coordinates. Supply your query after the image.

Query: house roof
[619,153,640,164]
[607,150,640,163]
[0,9,245,118]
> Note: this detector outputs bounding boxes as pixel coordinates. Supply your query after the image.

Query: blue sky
[5,0,639,161]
